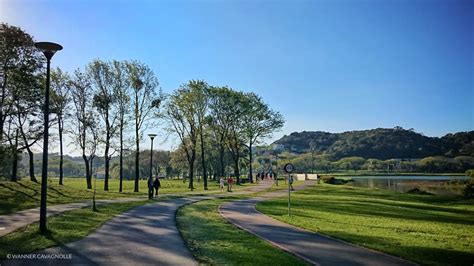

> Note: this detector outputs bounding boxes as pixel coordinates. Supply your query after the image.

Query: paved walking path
[0,197,146,237]
[3,180,274,266]
[219,180,415,266]
[0,181,270,238]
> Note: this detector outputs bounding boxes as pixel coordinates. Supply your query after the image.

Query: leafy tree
[0,23,43,142]
[165,81,204,190]
[51,68,71,185]
[125,61,161,192]
[241,92,284,183]
[69,69,95,189]
[11,73,44,182]
[192,81,210,190]
[88,59,119,191]
[0,23,44,181]
[110,60,131,192]
[225,90,247,184]
[208,86,236,178]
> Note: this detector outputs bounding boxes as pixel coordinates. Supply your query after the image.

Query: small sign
[288,176,294,184]
[283,163,294,174]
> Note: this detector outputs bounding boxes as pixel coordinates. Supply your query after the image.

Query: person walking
[227,176,234,192]
[153,176,161,196]
[148,178,154,199]
[219,177,225,191]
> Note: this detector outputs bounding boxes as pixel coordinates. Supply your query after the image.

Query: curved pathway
[219,180,415,266]
[0,197,145,237]
[3,180,274,266]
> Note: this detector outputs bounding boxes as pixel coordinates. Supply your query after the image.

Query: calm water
[348,175,470,196]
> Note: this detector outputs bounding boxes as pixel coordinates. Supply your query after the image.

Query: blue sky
[2,0,473,153]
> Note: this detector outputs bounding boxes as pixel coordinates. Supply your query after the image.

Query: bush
[322,176,352,185]
[463,182,474,199]
[466,169,474,179]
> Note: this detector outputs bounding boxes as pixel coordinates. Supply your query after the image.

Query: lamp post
[35,42,62,234]
[148,133,157,199]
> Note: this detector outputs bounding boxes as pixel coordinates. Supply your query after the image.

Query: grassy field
[0,178,252,215]
[256,184,474,266]
[0,200,148,259]
[176,197,307,265]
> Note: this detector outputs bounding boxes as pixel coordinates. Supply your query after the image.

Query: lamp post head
[35,42,63,60]
[148,133,157,140]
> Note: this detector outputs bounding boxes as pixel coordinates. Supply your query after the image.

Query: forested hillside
[274,127,474,160]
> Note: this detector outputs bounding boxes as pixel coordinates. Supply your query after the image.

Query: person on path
[153,176,161,196]
[227,176,234,192]
[219,177,225,191]
[148,178,154,199]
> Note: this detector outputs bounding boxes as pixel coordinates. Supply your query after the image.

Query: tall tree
[208,86,237,178]
[69,69,94,189]
[242,92,284,183]
[225,90,247,184]
[51,68,70,185]
[165,81,208,190]
[193,81,209,190]
[125,61,161,192]
[88,60,119,191]
[1,23,43,181]
[0,23,43,142]
[110,60,130,192]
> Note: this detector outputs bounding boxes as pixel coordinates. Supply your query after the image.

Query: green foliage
[465,169,474,178]
[0,145,19,179]
[254,151,474,174]
[275,127,474,160]
[462,182,474,199]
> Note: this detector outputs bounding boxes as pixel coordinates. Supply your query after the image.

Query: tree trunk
[104,145,109,191]
[188,150,195,191]
[11,129,18,182]
[18,124,37,182]
[248,142,253,183]
[234,154,240,184]
[83,154,91,189]
[134,139,139,192]
[200,129,208,190]
[219,144,225,177]
[26,147,37,182]
[0,74,7,142]
[119,124,123,192]
[104,112,110,191]
[59,117,64,185]
[134,91,140,192]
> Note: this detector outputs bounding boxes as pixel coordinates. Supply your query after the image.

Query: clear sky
[1,0,473,154]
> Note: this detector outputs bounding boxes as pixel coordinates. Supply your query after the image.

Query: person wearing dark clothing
[153,177,161,196]
[148,178,154,199]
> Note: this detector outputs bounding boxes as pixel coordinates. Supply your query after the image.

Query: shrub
[463,182,474,199]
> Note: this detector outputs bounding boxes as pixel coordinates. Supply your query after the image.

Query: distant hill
[273,127,474,160]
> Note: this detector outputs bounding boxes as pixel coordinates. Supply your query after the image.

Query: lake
[347,175,470,196]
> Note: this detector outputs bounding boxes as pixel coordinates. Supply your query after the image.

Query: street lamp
[148,133,157,199]
[35,41,62,234]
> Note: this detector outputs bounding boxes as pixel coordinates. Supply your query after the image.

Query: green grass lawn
[0,200,148,259]
[0,177,252,215]
[176,197,307,265]
[256,184,474,266]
